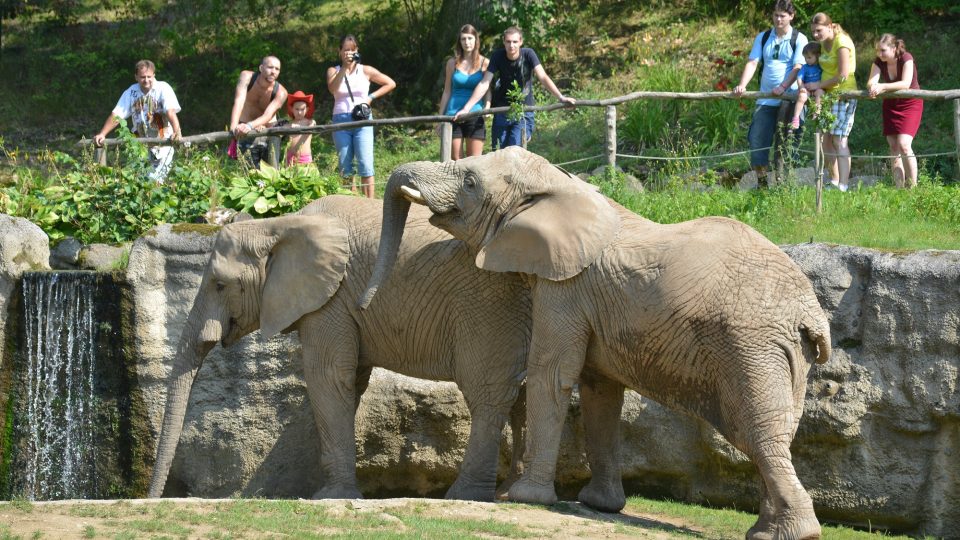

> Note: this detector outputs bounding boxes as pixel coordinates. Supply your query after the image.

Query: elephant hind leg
[576,369,626,513]
[747,443,820,540]
[728,374,820,540]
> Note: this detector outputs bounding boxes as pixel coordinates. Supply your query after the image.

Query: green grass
[597,173,960,250]
[625,497,926,539]
[0,497,935,539]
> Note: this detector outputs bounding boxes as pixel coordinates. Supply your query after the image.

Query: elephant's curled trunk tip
[358,286,377,310]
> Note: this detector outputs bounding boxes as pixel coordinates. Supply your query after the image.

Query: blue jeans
[747,103,802,168]
[332,113,374,177]
[492,112,535,150]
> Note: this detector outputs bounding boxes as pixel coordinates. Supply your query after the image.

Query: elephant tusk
[400,185,426,205]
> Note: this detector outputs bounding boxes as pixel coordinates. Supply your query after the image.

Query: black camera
[352,52,361,62]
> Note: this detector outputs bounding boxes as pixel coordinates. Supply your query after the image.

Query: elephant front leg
[577,369,626,512]
[496,382,526,498]
[508,320,588,507]
[445,403,508,502]
[301,323,364,500]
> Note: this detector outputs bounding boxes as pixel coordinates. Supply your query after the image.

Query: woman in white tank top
[326,34,397,198]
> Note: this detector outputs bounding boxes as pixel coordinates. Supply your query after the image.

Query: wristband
[368,94,375,101]
[245,122,254,130]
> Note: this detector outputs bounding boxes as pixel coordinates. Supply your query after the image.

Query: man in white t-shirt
[94,59,182,183]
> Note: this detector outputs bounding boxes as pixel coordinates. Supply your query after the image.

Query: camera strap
[343,66,358,105]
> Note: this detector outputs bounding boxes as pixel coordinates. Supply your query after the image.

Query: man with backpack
[732,0,808,187]
[229,55,288,168]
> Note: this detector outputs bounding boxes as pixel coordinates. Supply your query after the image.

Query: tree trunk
[411,0,495,103]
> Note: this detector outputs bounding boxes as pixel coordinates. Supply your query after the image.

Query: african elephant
[363,147,831,540]
[148,194,530,501]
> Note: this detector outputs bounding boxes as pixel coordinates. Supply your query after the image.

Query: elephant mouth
[401,185,460,225]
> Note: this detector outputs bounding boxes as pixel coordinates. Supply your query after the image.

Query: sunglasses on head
[772,42,782,59]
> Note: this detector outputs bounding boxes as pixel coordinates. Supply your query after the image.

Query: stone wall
[2,216,955,537]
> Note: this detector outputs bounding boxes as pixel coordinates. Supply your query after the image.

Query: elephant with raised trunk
[149,194,530,501]
[363,147,831,540]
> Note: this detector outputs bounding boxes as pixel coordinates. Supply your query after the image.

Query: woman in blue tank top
[438,24,490,160]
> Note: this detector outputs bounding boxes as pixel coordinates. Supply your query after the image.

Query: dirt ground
[0,497,704,539]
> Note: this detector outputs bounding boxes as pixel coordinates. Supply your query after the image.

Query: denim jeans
[747,103,802,168]
[332,112,374,177]
[492,112,535,150]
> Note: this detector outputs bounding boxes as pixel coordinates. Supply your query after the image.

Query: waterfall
[18,272,99,500]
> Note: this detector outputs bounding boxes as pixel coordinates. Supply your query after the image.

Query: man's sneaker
[838,183,849,192]
[829,178,840,188]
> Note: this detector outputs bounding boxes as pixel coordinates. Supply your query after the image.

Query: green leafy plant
[505,80,526,122]
[222,164,346,217]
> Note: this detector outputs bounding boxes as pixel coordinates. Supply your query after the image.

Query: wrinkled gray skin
[364,147,831,540]
[149,195,530,501]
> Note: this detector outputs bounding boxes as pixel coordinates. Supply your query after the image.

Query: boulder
[79,242,132,271]
[0,214,50,363]
[49,236,82,269]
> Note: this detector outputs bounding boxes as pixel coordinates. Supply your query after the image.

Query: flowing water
[16,272,99,500]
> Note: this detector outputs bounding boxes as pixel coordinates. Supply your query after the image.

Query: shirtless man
[229,55,288,168]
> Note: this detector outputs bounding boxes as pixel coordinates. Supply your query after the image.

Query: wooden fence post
[814,132,823,214]
[954,99,960,181]
[94,147,107,166]
[440,123,452,162]
[266,137,280,168]
[813,132,823,214]
[605,105,617,170]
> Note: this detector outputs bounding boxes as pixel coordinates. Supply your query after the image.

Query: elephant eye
[464,175,476,189]
[216,282,225,292]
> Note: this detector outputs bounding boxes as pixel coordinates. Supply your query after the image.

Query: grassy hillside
[2,2,958,173]
[1,1,959,248]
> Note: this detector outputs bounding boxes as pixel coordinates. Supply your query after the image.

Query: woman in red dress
[867,34,923,188]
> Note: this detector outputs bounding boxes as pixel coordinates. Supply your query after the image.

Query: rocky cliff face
[2,218,956,537]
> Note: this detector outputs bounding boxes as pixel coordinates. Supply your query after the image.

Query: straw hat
[286,90,315,119]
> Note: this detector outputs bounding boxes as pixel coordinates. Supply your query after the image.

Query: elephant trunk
[147,299,221,497]
[359,162,436,309]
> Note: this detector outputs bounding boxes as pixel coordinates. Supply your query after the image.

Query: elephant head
[148,214,349,497]
[362,147,620,307]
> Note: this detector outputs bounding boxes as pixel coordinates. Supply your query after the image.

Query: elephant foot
[577,477,625,513]
[746,521,774,540]
[445,477,495,502]
[746,514,821,540]
[312,484,363,500]
[495,471,522,500]
[506,477,558,506]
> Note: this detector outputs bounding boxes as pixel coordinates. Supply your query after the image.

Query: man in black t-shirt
[454,26,575,149]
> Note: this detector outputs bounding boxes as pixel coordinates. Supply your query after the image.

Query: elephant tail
[800,316,831,366]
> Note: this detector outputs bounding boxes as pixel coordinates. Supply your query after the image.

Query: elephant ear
[476,173,620,281]
[260,214,350,339]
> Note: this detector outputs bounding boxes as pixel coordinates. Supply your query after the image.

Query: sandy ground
[0,497,704,539]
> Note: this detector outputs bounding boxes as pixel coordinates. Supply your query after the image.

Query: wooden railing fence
[79,88,960,213]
